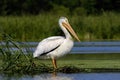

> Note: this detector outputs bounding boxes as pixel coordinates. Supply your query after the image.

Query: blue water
[1,41,120,54]
[72,42,120,54]
[1,73,120,80]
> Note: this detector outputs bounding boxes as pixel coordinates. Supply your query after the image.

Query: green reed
[0,34,34,73]
[0,12,120,41]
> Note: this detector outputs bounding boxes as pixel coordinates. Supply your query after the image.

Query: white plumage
[33,36,73,59]
[33,17,80,69]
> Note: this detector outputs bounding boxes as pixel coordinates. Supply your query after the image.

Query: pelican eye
[65,19,68,23]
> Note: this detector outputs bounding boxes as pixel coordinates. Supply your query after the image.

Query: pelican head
[59,17,80,41]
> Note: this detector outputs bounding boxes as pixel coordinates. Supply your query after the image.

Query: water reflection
[0,73,73,80]
[1,73,120,80]
[33,73,73,80]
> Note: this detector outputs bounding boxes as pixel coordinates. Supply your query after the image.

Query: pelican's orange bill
[62,22,80,42]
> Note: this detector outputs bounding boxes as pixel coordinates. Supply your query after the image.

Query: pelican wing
[33,36,65,57]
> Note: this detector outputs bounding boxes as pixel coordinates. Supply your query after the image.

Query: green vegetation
[0,0,120,41]
[0,0,120,74]
[0,12,120,41]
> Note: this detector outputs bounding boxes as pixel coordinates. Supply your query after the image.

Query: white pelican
[33,17,80,69]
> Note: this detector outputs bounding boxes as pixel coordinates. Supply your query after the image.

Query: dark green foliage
[0,0,119,15]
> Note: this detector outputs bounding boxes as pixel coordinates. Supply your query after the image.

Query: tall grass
[0,12,120,41]
[71,12,120,40]
[0,34,29,72]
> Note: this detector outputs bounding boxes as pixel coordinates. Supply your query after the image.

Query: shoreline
[1,54,120,74]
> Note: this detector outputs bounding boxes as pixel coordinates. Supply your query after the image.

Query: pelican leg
[52,58,57,69]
